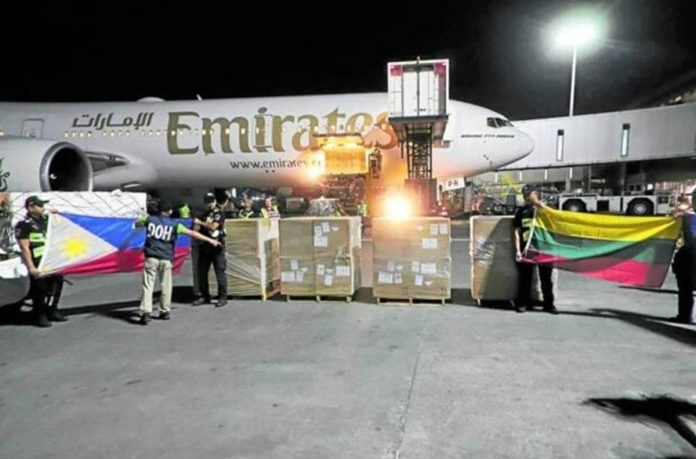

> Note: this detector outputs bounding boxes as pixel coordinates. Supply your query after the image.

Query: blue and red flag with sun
[37,213,191,276]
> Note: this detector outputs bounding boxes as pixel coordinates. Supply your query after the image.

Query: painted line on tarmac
[363,238,469,242]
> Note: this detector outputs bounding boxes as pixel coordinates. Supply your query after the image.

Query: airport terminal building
[474,99,696,197]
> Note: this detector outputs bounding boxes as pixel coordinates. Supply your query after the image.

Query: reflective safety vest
[15,214,48,263]
[261,206,280,219]
[179,204,191,218]
[357,203,368,216]
[238,209,255,219]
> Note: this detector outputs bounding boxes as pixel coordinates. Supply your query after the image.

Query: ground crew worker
[178,202,191,218]
[332,202,345,217]
[357,200,368,218]
[192,192,228,307]
[237,199,257,219]
[14,195,66,328]
[513,186,558,314]
[671,195,694,325]
[357,199,368,227]
[135,200,220,325]
[260,197,280,219]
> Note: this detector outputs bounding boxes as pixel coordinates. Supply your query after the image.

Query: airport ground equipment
[207,219,280,301]
[470,216,556,305]
[559,192,673,215]
[279,217,361,302]
[313,133,380,216]
[388,58,449,215]
[372,216,451,304]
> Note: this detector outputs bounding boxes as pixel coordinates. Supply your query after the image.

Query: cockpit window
[487,117,514,128]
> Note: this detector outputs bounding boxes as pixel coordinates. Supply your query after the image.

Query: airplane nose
[517,130,534,157]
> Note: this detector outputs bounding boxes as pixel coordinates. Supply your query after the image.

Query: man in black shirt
[192,193,228,307]
[671,195,694,324]
[513,186,558,314]
[14,196,67,327]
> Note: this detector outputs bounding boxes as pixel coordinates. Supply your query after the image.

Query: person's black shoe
[159,311,171,320]
[544,305,559,315]
[139,313,151,326]
[215,299,228,308]
[668,316,694,325]
[36,314,52,328]
[515,305,527,313]
[191,297,210,307]
[47,309,68,322]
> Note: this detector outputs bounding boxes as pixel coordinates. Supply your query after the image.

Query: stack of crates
[372,217,451,304]
[279,217,361,301]
[208,219,280,300]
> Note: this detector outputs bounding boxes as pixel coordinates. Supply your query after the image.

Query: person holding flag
[672,195,695,325]
[513,185,558,315]
[136,200,220,325]
[14,196,66,328]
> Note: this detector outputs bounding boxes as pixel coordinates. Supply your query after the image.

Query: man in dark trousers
[135,200,220,325]
[672,195,694,325]
[14,195,67,327]
[192,192,228,307]
[513,186,558,314]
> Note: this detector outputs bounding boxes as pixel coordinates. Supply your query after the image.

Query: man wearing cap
[135,200,220,325]
[513,186,558,314]
[192,192,228,307]
[14,196,66,327]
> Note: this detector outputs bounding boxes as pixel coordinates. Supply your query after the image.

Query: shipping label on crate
[422,238,438,249]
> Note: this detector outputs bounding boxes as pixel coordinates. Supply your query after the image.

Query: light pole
[554,22,599,117]
[569,44,578,117]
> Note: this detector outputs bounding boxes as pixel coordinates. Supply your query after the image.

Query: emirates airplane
[0,93,532,196]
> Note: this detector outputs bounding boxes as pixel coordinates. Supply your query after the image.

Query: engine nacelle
[0,138,93,191]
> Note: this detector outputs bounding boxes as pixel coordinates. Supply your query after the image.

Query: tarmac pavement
[1,222,695,458]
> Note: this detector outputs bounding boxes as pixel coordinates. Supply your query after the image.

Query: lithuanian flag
[524,207,681,288]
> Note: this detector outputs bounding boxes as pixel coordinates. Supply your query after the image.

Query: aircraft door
[22,119,44,138]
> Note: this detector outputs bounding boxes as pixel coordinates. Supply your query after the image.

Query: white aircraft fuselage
[0,93,533,192]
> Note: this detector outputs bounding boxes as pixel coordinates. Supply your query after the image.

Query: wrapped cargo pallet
[470,216,518,303]
[279,218,315,297]
[372,217,451,304]
[470,216,558,305]
[280,217,361,301]
[208,218,280,300]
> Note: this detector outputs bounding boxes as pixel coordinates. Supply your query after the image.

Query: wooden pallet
[376,297,448,305]
[285,294,353,303]
[229,286,281,302]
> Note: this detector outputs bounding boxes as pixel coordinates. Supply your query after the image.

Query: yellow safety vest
[261,206,279,219]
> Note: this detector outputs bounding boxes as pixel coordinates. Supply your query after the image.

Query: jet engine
[0,138,93,191]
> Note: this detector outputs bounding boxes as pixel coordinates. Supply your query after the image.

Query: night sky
[2,0,694,120]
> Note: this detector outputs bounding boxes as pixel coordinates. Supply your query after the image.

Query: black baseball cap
[522,185,537,198]
[25,195,49,208]
[203,192,216,203]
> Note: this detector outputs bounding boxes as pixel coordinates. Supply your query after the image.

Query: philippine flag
[38,213,191,276]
